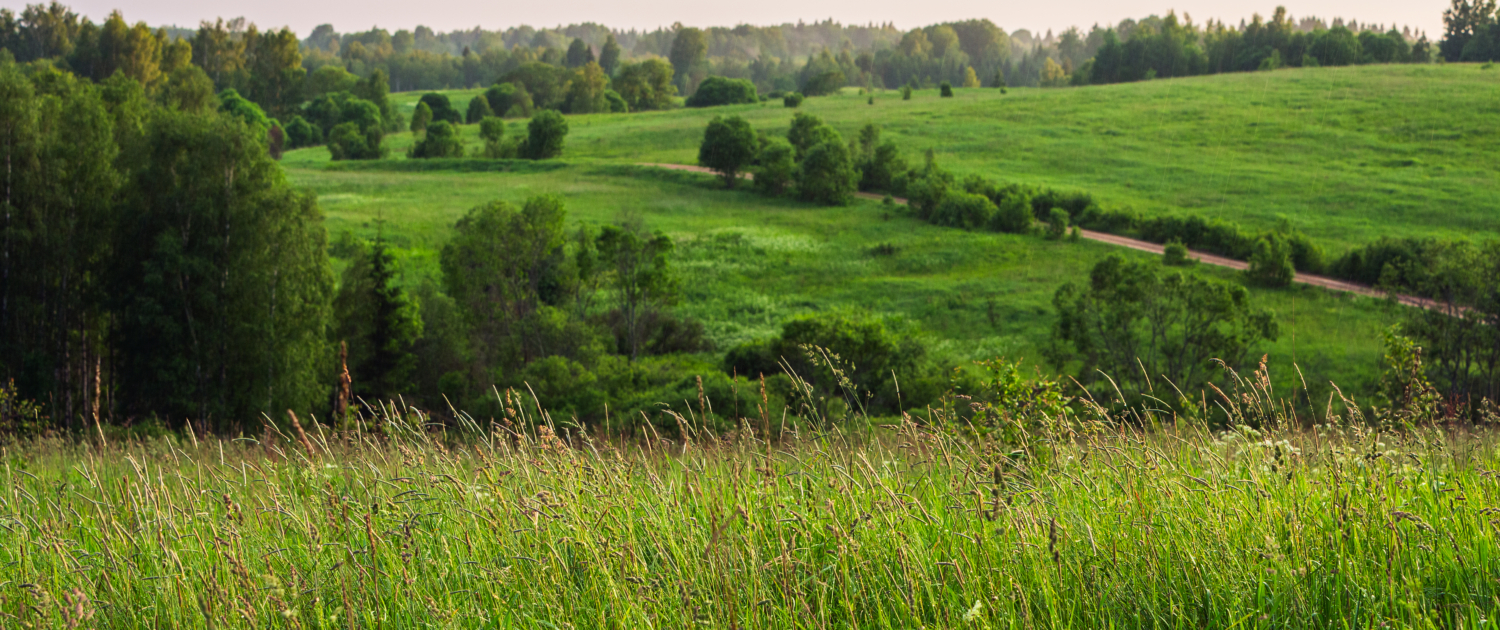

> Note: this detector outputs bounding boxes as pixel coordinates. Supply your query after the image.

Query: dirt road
[638,163,1441,311]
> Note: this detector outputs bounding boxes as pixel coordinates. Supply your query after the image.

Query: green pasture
[385,64,1500,252]
[282,154,1399,402]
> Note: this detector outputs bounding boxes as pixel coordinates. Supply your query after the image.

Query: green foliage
[1247,234,1296,287]
[599,34,623,75]
[465,94,492,123]
[613,59,676,112]
[500,62,574,111]
[597,224,679,360]
[216,88,267,129]
[604,89,628,113]
[409,120,464,159]
[939,81,954,97]
[697,115,757,188]
[782,92,804,107]
[797,130,858,206]
[723,313,931,415]
[161,65,215,113]
[563,62,609,114]
[418,92,460,124]
[685,76,758,107]
[929,192,995,230]
[326,122,386,160]
[484,82,535,118]
[304,64,358,101]
[1162,240,1194,266]
[753,137,796,196]
[668,27,709,92]
[1377,324,1440,421]
[477,116,509,158]
[988,188,1033,233]
[352,69,401,131]
[333,238,422,400]
[858,140,907,193]
[114,110,332,430]
[410,101,432,133]
[785,111,825,160]
[1045,207,1070,240]
[522,109,568,160]
[565,38,594,68]
[900,85,912,100]
[1051,255,1277,399]
[283,115,320,148]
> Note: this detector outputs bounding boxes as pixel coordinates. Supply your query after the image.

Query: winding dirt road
[640,162,1443,311]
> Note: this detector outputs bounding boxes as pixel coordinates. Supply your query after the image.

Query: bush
[801,70,847,96]
[327,122,387,160]
[485,82,534,118]
[940,82,954,97]
[753,138,796,196]
[1046,207,1070,239]
[418,93,461,124]
[798,137,858,206]
[783,92,804,107]
[989,192,1033,233]
[476,117,511,158]
[698,115,758,188]
[901,85,913,100]
[858,141,906,193]
[1328,237,1436,286]
[686,76,759,107]
[465,95,493,124]
[604,90,628,113]
[409,121,465,158]
[1163,241,1193,266]
[410,101,432,133]
[521,110,568,160]
[284,115,321,148]
[930,192,996,230]
[1030,189,1094,222]
[1247,235,1296,287]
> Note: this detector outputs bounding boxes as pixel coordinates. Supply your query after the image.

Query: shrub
[698,115,758,188]
[410,101,432,133]
[409,121,465,158]
[931,193,996,230]
[465,95,493,124]
[858,141,906,193]
[477,117,511,158]
[284,115,321,148]
[798,135,858,206]
[604,90,628,113]
[1163,240,1193,266]
[989,192,1033,233]
[1247,235,1296,287]
[1031,189,1094,222]
[754,138,796,196]
[785,112,825,160]
[901,85,913,100]
[327,121,387,160]
[782,92,805,108]
[1046,207,1070,239]
[485,82,534,118]
[521,110,568,160]
[686,76,759,107]
[418,93,461,124]
[801,70,846,97]
[940,81,954,97]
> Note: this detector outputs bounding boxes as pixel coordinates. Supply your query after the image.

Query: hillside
[385,64,1500,252]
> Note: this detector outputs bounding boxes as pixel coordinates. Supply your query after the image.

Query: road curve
[637,163,1442,311]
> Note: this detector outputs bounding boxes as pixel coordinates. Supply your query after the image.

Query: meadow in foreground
[3,378,1497,629]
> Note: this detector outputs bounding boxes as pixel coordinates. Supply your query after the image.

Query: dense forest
[0,1,1497,437]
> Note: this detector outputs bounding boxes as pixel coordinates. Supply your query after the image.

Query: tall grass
[2,375,1497,628]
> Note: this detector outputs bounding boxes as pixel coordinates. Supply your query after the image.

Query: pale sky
[19,0,1448,40]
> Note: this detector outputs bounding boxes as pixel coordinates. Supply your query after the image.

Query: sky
[27,0,1449,39]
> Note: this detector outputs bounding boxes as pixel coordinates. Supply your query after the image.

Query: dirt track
[639,163,1442,311]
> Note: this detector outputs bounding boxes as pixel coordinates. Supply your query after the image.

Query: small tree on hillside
[698,115,758,188]
[411,101,432,133]
[410,121,464,158]
[940,81,954,97]
[478,117,508,158]
[755,138,797,196]
[1247,235,1296,287]
[522,110,569,160]
[418,93,461,124]
[466,95,493,123]
[798,131,858,205]
[596,224,678,361]
[786,112,825,160]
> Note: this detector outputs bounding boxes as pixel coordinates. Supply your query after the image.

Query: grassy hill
[387,64,1500,252]
[279,65,1500,402]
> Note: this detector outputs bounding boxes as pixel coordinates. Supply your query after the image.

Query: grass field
[387,64,1500,252]
[283,154,1400,402]
[3,407,1496,628]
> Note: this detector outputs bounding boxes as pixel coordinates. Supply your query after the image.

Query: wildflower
[963,599,984,623]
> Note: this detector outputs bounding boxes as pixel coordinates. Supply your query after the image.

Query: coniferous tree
[333,236,421,401]
[599,34,622,75]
